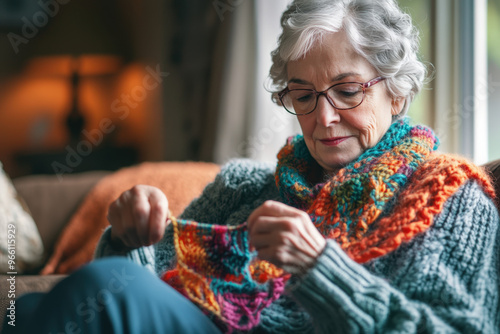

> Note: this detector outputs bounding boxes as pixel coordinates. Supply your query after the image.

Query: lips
[319,136,352,146]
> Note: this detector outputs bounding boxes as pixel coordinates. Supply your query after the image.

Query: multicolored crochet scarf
[161,118,495,333]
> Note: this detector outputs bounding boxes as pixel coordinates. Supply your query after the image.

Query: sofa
[1,159,499,329]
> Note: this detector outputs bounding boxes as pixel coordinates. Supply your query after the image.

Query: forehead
[287,31,375,84]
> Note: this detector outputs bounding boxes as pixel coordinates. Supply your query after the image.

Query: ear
[391,97,405,116]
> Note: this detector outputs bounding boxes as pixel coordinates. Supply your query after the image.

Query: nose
[315,94,341,126]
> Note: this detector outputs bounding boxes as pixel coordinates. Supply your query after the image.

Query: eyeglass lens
[282,83,364,115]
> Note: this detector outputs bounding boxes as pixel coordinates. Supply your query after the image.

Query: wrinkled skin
[287,31,403,176]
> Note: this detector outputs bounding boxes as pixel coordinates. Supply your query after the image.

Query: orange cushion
[40,162,220,275]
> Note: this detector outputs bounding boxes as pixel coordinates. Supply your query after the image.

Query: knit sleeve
[154,159,277,275]
[179,159,276,224]
[289,181,500,333]
[93,226,156,274]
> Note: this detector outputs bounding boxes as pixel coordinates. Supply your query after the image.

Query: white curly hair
[269,0,428,116]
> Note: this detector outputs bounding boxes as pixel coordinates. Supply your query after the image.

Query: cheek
[357,113,378,148]
[297,115,315,139]
[296,116,318,157]
[349,97,389,149]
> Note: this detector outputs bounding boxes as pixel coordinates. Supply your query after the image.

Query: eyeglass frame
[277,76,386,116]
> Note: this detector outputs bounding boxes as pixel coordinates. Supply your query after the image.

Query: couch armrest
[13,171,110,255]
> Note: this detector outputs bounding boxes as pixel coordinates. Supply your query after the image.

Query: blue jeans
[2,257,222,334]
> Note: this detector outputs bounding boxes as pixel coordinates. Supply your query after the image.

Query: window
[400,0,499,164]
[488,0,500,161]
[398,0,433,127]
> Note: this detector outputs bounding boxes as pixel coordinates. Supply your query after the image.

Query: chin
[320,149,362,168]
[317,154,359,173]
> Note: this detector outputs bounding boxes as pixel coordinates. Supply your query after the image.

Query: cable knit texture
[94,119,500,333]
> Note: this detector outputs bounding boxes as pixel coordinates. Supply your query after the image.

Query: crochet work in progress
[162,218,288,332]
[161,118,495,333]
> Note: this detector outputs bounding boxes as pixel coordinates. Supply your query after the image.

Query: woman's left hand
[247,200,326,276]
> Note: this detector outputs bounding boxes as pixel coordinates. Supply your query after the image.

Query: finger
[128,190,151,246]
[248,216,285,236]
[108,191,144,249]
[106,201,121,227]
[112,211,141,249]
[261,201,303,217]
[249,230,287,251]
[108,198,134,246]
[146,190,169,245]
[255,244,294,270]
[256,243,316,275]
[248,201,279,234]
[248,201,302,231]
[254,245,283,264]
[120,233,139,249]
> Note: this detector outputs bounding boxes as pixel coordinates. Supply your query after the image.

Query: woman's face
[287,31,403,175]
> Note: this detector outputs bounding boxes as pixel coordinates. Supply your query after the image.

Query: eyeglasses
[278,77,385,116]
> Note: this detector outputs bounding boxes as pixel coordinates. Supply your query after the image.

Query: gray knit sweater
[95,159,500,333]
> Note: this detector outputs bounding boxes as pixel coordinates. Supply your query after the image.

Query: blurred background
[0,0,498,178]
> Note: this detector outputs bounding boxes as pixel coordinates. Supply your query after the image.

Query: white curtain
[213,0,300,165]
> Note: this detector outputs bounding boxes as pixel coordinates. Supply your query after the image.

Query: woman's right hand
[107,185,169,249]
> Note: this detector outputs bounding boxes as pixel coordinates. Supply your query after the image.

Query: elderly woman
[6,0,499,333]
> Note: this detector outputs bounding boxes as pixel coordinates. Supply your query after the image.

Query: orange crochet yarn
[343,154,496,263]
